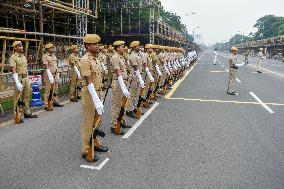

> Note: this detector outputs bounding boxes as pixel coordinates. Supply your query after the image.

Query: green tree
[253,15,284,39]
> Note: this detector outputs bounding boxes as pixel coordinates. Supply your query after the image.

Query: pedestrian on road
[214,49,218,65]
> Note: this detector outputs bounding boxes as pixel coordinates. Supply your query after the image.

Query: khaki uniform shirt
[79,52,103,91]
[98,52,107,65]
[158,52,165,66]
[110,52,128,80]
[258,51,264,60]
[69,53,79,70]
[228,54,238,69]
[151,52,159,66]
[42,53,58,74]
[9,52,28,75]
[129,51,143,75]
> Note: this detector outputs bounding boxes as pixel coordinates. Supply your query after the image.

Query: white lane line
[80,158,110,171]
[209,71,227,73]
[123,102,159,139]
[247,64,284,77]
[249,92,274,114]
[226,68,229,72]
[197,54,204,61]
[236,78,241,83]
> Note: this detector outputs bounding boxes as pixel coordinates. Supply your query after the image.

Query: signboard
[29,75,42,86]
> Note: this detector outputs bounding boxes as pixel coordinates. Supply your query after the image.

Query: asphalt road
[0,51,283,189]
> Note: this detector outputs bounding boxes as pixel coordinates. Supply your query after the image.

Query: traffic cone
[31,82,44,107]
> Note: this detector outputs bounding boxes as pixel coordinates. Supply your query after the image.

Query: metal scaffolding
[75,0,88,55]
[148,0,155,44]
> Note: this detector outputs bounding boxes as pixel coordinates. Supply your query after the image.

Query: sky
[160,0,284,45]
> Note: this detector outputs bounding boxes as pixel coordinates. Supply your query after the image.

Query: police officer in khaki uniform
[151,45,163,98]
[79,34,108,162]
[9,41,38,123]
[68,45,81,102]
[110,41,130,135]
[158,46,168,90]
[42,43,64,109]
[257,48,265,73]
[98,45,109,88]
[227,47,245,95]
[142,44,155,105]
[244,50,249,65]
[125,41,145,118]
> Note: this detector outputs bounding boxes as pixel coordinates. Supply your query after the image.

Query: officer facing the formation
[227,47,245,95]
[79,34,108,162]
[110,41,130,135]
[9,41,38,123]
[244,50,249,65]
[126,41,145,118]
[68,45,81,102]
[42,43,64,109]
[257,48,265,73]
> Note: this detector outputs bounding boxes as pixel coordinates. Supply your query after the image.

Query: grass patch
[1,100,13,112]
[0,85,70,112]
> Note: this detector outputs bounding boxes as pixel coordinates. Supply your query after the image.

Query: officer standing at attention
[10,41,38,123]
[125,41,145,118]
[257,48,265,73]
[79,34,108,162]
[227,47,245,95]
[110,41,130,135]
[68,45,81,102]
[42,43,64,110]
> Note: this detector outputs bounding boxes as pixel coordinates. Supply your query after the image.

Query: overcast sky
[160,0,284,45]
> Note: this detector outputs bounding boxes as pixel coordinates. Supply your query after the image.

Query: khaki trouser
[227,68,237,92]
[143,76,151,99]
[257,59,263,71]
[13,76,31,115]
[111,80,126,125]
[81,87,103,154]
[44,73,59,106]
[126,77,139,112]
[160,70,167,88]
[69,71,79,99]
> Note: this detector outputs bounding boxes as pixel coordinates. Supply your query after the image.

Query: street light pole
[184,12,196,34]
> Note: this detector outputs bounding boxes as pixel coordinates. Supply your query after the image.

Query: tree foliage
[213,15,284,49]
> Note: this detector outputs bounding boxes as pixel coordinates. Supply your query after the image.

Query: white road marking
[123,102,159,139]
[197,54,204,61]
[209,71,227,73]
[80,158,110,171]
[226,69,229,72]
[236,78,241,83]
[248,64,284,77]
[249,92,274,114]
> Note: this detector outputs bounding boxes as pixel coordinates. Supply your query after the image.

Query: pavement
[0,51,283,189]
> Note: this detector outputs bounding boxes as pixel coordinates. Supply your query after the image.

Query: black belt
[230,67,238,69]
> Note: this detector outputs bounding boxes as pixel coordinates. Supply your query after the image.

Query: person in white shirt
[213,49,218,65]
